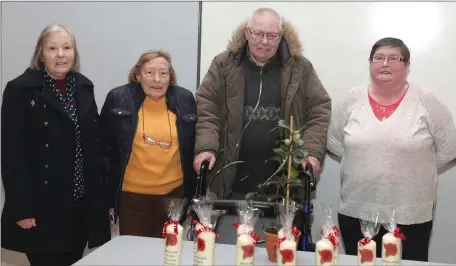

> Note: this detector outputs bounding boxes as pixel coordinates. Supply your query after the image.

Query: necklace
[141,98,172,152]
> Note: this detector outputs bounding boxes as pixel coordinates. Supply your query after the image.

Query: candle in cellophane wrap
[381,210,406,266]
[162,198,185,266]
[233,201,261,266]
[192,194,219,266]
[318,206,339,265]
[357,213,380,266]
[276,200,301,266]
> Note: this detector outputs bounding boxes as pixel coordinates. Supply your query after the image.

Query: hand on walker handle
[17,218,36,229]
[302,156,321,178]
[193,152,216,175]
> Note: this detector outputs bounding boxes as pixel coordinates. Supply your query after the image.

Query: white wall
[200,2,456,264]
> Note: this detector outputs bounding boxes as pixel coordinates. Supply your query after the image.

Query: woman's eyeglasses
[143,134,172,152]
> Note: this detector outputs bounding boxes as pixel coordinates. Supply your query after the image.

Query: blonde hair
[128,50,176,84]
[30,24,80,72]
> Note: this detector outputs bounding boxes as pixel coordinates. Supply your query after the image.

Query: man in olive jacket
[193,8,331,199]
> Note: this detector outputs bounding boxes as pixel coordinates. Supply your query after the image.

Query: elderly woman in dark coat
[1,24,111,266]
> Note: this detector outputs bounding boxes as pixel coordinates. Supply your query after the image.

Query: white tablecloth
[74,235,450,265]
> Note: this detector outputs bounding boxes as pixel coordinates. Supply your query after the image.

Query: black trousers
[338,213,433,262]
[26,199,88,266]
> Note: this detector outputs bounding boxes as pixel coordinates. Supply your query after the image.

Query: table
[74,235,450,265]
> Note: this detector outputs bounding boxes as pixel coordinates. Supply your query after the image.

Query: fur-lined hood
[227,19,302,57]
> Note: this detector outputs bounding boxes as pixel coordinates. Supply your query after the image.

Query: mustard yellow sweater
[122,96,183,195]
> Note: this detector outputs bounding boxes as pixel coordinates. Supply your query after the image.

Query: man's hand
[193,152,216,175]
[17,218,36,229]
[302,156,321,178]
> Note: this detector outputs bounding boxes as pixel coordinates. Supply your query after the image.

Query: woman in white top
[327,37,456,261]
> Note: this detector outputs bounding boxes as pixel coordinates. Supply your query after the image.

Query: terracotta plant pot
[264,227,279,262]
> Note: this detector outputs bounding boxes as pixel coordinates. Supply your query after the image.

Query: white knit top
[327,84,456,224]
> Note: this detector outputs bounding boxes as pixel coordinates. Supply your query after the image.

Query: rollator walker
[186,160,317,252]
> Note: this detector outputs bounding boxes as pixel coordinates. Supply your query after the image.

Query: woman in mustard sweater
[100,50,197,237]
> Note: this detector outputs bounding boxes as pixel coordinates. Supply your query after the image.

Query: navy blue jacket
[99,83,197,216]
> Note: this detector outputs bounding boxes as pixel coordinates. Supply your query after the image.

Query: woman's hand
[17,218,36,229]
[109,208,115,222]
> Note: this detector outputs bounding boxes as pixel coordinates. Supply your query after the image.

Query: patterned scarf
[42,68,85,201]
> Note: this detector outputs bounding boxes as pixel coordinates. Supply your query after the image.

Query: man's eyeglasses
[371,55,404,64]
[248,28,282,41]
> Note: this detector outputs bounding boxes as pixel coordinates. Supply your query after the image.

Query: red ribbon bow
[359,237,371,247]
[291,226,301,239]
[196,226,219,238]
[275,236,288,249]
[248,231,260,244]
[233,221,241,229]
[328,233,339,248]
[331,226,340,238]
[161,219,178,238]
[393,227,406,240]
[193,220,219,238]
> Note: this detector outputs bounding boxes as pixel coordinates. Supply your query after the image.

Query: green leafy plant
[255,119,311,196]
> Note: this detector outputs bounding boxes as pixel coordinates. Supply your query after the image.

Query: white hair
[247,7,283,31]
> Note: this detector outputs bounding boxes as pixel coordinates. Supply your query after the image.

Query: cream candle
[328,227,340,265]
[358,238,376,266]
[235,233,256,266]
[277,239,297,266]
[193,221,212,257]
[315,238,334,266]
[193,229,216,266]
[381,232,401,266]
[163,223,184,266]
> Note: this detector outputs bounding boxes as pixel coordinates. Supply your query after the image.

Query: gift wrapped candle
[235,233,257,265]
[315,238,334,266]
[163,222,184,266]
[382,232,401,266]
[193,227,217,266]
[358,238,376,265]
[277,238,297,266]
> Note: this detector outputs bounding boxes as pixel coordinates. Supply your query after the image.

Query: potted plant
[248,116,311,262]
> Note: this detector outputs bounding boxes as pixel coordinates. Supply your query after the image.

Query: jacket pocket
[180,114,196,136]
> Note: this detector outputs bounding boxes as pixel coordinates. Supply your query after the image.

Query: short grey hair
[30,24,81,72]
[247,7,283,31]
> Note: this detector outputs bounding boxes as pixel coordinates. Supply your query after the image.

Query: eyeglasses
[142,134,172,150]
[141,103,172,152]
[371,55,404,64]
[143,69,170,79]
[248,28,282,41]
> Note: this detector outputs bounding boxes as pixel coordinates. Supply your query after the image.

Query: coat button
[44,122,48,126]
[43,104,47,108]
[44,181,48,185]
[44,164,48,168]
[45,144,49,148]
